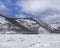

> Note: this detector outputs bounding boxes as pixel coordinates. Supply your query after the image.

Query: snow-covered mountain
[50,22,60,30]
[0,15,19,34]
[0,14,40,34]
[0,14,60,34]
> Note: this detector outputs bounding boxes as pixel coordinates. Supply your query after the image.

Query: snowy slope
[0,34,60,48]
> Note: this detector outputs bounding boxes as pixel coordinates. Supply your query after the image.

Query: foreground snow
[0,34,60,48]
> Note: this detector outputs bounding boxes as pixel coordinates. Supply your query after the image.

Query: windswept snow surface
[0,34,60,48]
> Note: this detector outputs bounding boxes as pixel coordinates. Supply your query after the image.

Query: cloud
[16,0,60,16]
[44,13,60,23]
[0,1,10,15]
[16,14,27,18]
[16,0,60,23]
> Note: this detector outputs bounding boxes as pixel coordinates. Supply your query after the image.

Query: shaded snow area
[0,34,60,48]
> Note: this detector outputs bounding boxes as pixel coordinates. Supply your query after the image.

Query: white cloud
[16,0,60,16]
[16,0,60,23]
[16,14,27,18]
[44,13,60,23]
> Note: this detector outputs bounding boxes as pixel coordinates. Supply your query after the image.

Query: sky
[0,0,60,23]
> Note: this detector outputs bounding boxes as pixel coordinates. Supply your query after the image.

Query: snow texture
[0,34,60,48]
